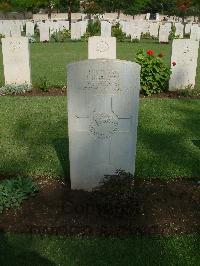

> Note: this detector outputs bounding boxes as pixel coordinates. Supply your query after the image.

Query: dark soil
[7,88,200,99]
[0,177,199,236]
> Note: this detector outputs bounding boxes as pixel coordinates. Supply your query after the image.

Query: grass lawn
[0,97,199,179]
[0,40,199,89]
[0,233,199,266]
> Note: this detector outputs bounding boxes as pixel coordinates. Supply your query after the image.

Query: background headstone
[26,21,35,36]
[101,21,112,37]
[169,39,199,91]
[67,59,141,190]
[71,22,81,40]
[2,37,31,85]
[88,36,116,59]
[39,22,49,42]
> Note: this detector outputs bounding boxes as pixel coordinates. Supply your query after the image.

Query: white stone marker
[2,37,31,85]
[71,22,81,40]
[10,23,21,37]
[101,21,112,37]
[185,23,192,34]
[131,25,141,41]
[159,24,171,43]
[88,36,116,59]
[190,25,200,41]
[39,22,49,42]
[26,21,35,36]
[149,23,159,38]
[67,59,141,191]
[175,23,184,38]
[169,39,199,91]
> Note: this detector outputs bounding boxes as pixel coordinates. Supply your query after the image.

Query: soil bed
[0,177,199,236]
[4,88,200,99]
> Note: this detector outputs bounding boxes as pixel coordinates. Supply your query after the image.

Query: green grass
[0,233,199,266]
[0,97,199,179]
[0,40,199,89]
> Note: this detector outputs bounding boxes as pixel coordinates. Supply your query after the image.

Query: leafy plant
[51,29,70,42]
[131,38,140,43]
[82,31,91,42]
[141,32,158,40]
[0,33,5,43]
[135,49,171,96]
[37,76,49,92]
[169,26,180,40]
[0,177,38,213]
[28,36,36,43]
[93,170,136,218]
[178,87,200,98]
[0,84,31,96]
[86,20,100,36]
[112,23,126,42]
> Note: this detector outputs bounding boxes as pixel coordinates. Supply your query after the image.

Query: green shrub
[0,177,38,213]
[0,34,5,43]
[178,88,200,98]
[82,31,91,42]
[131,38,140,43]
[135,49,171,96]
[141,32,158,40]
[169,26,180,40]
[86,20,100,36]
[112,23,126,42]
[0,84,31,96]
[51,29,70,42]
[93,170,135,218]
[37,76,49,92]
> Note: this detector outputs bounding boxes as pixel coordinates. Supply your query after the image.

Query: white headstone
[146,13,150,20]
[156,13,160,21]
[39,22,49,42]
[159,24,171,43]
[71,22,81,40]
[175,23,184,38]
[67,59,141,190]
[2,37,31,85]
[10,22,21,37]
[185,23,192,34]
[50,21,60,35]
[190,25,200,41]
[101,21,112,37]
[169,39,199,91]
[26,22,35,36]
[58,20,69,31]
[149,23,159,38]
[130,24,141,40]
[88,36,116,59]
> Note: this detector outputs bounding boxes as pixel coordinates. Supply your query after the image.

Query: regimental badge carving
[96,41,110,53]
[89,113,119,140]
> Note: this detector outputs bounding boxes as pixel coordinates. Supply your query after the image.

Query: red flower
[147,50,154,56]
[172,61,176,66]
[157,53,164,58]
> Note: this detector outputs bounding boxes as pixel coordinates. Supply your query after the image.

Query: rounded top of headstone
[67,59,141,71]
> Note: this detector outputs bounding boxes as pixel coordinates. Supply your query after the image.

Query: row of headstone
[118,21,200,43]
[0,20,24,37]
[38,20,70,42]
[2,35,199,93]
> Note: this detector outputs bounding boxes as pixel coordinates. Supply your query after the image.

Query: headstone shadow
[52,137,71,188]
[0,231,56,266]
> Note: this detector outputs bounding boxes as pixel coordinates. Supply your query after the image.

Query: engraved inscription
[82,69,120,94]
[89,113,119,140]
[96,41,110,53]
[9,41,22,52]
